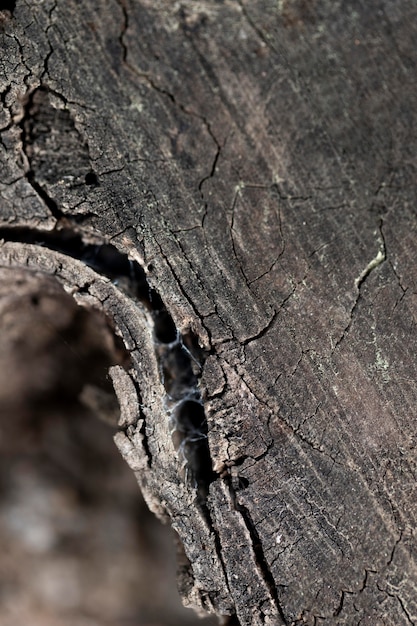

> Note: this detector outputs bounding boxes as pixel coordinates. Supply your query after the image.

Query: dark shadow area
[0,271,218,625]
[0,0,15,14]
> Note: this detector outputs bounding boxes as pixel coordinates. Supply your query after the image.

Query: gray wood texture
[1,1,417,624]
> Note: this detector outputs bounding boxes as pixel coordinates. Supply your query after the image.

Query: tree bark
[1,1,417,624]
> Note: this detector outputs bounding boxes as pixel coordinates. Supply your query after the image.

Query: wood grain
[1,1,417,624]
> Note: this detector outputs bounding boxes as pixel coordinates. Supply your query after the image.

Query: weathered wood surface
[1,1,417,624]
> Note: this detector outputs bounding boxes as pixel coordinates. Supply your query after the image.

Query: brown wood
[1,1,417,624]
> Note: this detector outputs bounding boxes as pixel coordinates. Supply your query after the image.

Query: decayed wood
[1,1,417,624]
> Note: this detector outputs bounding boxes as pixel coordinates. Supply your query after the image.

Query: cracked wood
[1,1,417,625]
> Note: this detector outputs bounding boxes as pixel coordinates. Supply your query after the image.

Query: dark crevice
[236,475,249,490]
[170,399,215,492]
[0,84,12,124]
[332,219,387,352]
[25,171,64,220]
[226,477,288,625]
[242,309,277,346]
[0,225,215,497]
[117,0,129,62]
[41,1,58,80]
[333,590,345,617]
[387,531,402,566]
[198,133,221,193]
[0,0,15,14]
[84,170,99,186]
[137,415,152,468]
[154,238,214,351]
[119,370,152,468]
[197,498,234,612]
[396,594,415,626]
[153,309,178,344]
